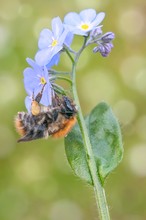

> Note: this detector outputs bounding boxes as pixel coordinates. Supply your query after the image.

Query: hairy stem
[68,37,111,220]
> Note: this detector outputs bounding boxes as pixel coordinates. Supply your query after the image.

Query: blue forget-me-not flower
[23,58,52,111]
[64,9,105,36]
[35,17,70,66]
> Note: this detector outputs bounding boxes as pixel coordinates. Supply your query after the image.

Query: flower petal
[64,31,74,46]
[26,58,41,74]
[64,25,88,36]
[35,48,52,66]
[25,96,32,112]
[64,12,81,26]
[23,68,39,95]
[58,28,69,45]
[90,12,105,27]
[38,28,53,49]
[35,45,62,67]
[79,9,96,23]
[40,85,52,106]
[43,65,50,83]
[52,17,63,39]
[46,53,60,69]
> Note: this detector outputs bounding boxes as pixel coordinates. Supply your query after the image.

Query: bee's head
[62,96,77,117]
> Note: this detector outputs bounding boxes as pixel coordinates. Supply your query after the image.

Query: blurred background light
[120,55,146,92]
[135,115,146,140]
[0,26,11,57]
[118,7,145,39]
[129,144,146,177]
[0,126,15,158]
[0,0,20,20]
[49,199,83,220]
[33,17,51,38]
[0,75,19,105]
[0,188,29,220]
[80,69,119,109]
[14,155,48,183]
[18,4,33,18]
[113,99,137,125]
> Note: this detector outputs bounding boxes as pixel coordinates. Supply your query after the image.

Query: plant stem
[50,75,72,85]
[70,38,110,220]
[49,69,70,75]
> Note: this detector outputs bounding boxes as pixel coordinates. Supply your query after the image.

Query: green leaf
[65,102,124,185]
[65,116,92,184]
[89,102,123,183]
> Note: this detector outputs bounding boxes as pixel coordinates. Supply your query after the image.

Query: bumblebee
[15,92,77,142]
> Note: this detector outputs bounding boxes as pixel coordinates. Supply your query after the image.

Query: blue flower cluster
[23,9,115,111]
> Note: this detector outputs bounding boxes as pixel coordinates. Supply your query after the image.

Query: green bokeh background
[0,0,146,219]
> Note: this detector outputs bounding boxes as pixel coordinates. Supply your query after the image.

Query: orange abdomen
[52,117,76,138]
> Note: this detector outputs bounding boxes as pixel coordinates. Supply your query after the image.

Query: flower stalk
[68,47,111,220]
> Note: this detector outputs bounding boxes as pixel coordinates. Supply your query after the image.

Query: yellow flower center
[81,23,89,30]
[51,39,58,47]
[40,77,46,85]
